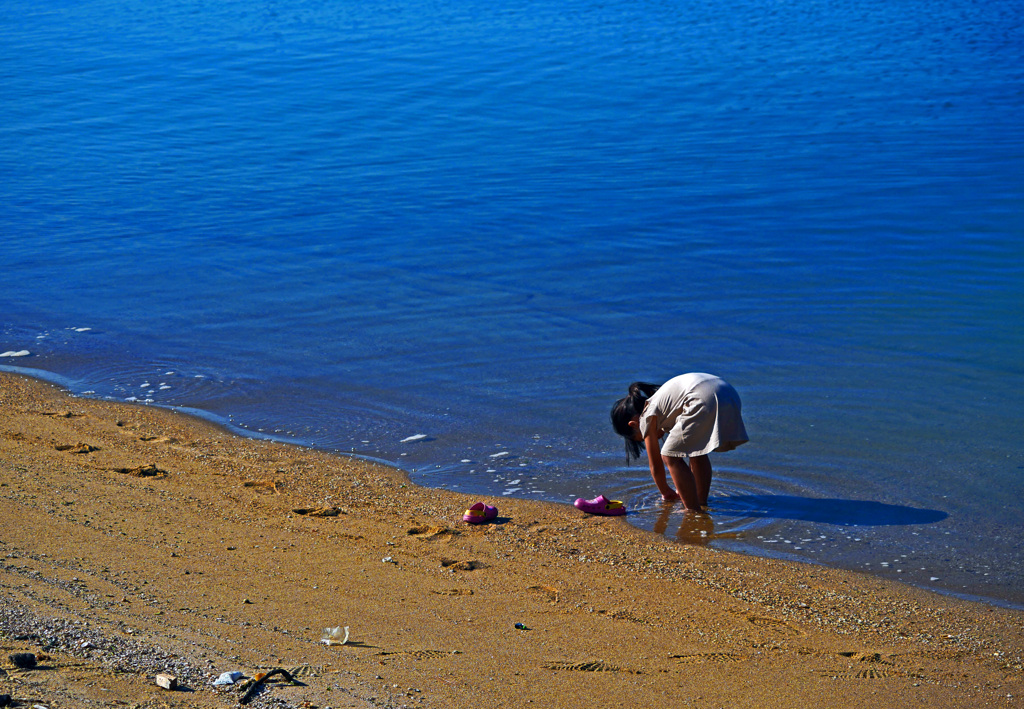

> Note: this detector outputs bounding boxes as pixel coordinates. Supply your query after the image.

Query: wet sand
[1,371,1021,708]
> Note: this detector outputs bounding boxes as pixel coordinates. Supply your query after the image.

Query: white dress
[638,373,748,457]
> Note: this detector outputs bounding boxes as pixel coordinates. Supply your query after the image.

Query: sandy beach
[1,370,1021,708]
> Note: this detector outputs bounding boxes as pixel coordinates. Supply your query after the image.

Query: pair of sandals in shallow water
[462,495,626,525]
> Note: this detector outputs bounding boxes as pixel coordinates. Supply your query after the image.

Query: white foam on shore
[0,350,30,357]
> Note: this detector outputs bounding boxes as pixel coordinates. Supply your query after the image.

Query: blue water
[3,0,1023,606]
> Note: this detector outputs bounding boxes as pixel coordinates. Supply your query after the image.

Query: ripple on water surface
[622,468,804,547]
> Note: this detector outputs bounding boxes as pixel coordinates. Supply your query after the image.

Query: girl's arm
[644,415,680,502]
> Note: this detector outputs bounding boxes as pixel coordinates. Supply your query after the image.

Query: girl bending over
[611,373,748,512]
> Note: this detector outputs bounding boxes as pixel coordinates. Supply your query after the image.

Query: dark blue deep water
[3,0,1023,606]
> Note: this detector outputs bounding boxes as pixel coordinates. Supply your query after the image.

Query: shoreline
[5,362,1017,612]
[1,370,1022,707]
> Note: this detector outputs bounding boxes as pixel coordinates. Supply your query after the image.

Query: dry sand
[1,371,1021,708]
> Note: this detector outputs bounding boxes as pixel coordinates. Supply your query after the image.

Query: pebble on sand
[155,673,177,690]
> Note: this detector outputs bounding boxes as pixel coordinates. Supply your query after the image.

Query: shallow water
[2,0,1023,606]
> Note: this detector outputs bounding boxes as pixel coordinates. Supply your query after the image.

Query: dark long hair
[610,381,660,463]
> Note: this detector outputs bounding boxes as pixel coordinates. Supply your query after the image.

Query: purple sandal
[574,494,627,516]
[463,501,498,524]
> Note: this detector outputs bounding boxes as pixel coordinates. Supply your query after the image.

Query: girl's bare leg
[689,455,713,508]
[665,455,702,511]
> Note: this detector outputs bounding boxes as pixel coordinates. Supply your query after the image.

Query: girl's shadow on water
[653,495,948,546]
[711,495,948,526]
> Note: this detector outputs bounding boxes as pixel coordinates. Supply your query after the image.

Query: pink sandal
[574,494,627,516]
[463,501,498,524]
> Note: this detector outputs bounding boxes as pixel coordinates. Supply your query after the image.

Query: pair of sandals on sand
[462,495,625,525]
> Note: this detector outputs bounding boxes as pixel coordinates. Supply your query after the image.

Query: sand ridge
[1,371,1022,708]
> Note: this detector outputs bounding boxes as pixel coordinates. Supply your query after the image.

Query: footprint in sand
[139,435,179,444]
[432,588,474,596]
[837,651,894,665]
[110,463,166,478]
[440,559,484,571]
[543,660,640,674]
[407,524,460,540]
[292,507,342,517]
[852,667,900,679]
[527,585,560,603]
[255,665,321,679]
[597,609,649,625]
[670,652,747,663]
[816,666,907,680]
[55,442,99,454]
[745,614,807,637]
[814,650,924,681]
[377,650,455,660]
[243,479,281,494]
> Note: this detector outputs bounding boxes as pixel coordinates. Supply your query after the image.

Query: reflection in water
[653,503,716,545]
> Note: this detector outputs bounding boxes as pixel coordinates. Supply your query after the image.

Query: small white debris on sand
[401,434,428,443]
[0,350,30,357]
[322,626,350,646]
